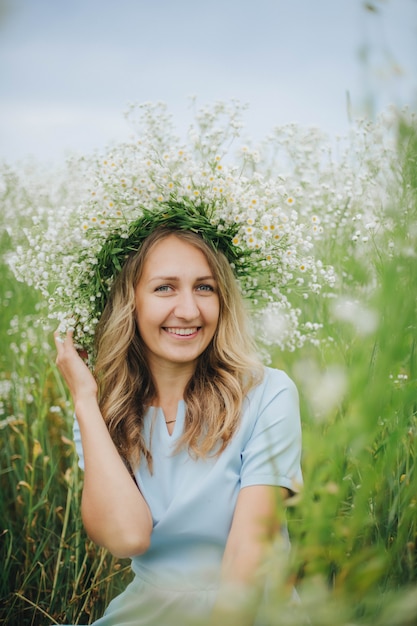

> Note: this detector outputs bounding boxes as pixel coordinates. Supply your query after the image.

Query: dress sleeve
[73,413,85,471]
[240,369,303,492]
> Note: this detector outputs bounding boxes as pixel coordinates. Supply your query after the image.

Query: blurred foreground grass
[0,117,416,625]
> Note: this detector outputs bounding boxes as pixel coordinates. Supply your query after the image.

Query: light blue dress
[72,367,303,625]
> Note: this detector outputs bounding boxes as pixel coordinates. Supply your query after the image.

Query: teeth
[165,327,197,336]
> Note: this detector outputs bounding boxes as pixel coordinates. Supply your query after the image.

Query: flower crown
[91,198,251,324]
[9,101,336,354]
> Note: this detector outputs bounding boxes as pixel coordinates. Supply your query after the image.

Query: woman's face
[134,235,220,375]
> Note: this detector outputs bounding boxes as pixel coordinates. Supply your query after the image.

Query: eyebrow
[148,275,216,283]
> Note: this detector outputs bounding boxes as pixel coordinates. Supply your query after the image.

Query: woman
[55,225,303,626]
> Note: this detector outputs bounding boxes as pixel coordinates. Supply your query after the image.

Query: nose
[174,289,200,320]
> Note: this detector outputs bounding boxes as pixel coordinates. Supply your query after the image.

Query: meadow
[0,106,416,625]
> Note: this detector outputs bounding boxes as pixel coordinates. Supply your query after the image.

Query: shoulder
[248,366,299,407]
[239,367,303,490]
[238,366,300,439]
[263,365,297,389]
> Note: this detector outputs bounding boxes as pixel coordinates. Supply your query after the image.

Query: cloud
[0,102,130,161]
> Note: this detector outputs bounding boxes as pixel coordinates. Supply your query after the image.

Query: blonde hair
[94,227,263,470]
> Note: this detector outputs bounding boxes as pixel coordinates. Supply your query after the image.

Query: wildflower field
[0,103,416,625]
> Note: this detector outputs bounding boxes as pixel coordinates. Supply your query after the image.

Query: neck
[149,359,196,408]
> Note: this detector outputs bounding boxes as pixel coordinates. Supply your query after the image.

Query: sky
[0,0,416,164]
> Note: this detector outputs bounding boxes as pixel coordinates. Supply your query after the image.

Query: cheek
[134,303,150,336]
[136,300,167,332]
[209,301,220,327]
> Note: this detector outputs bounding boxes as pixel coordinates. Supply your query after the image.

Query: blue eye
[155,285,171,292]
[196,284,214,292]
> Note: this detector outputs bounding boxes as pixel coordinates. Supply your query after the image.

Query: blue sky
[0,0,416,163]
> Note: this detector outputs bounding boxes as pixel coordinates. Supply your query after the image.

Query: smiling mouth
[164,327,200,336]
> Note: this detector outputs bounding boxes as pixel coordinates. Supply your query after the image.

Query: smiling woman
[53,223,303,626]
[134,234,220,389]
[93,225,271,468]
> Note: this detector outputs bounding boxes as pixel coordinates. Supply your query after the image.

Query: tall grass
[0,116,416,625]
[0,240,133,625]
[278,117,417,625]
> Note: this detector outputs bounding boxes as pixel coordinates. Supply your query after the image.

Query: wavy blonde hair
[94,227,264,470]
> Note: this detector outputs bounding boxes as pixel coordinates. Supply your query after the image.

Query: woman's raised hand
[54,330,98,403]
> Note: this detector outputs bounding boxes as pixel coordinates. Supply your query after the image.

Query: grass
[0,116,416,625]
[0,250,133,625]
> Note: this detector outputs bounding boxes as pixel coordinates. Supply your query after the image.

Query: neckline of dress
[148,401,185,438]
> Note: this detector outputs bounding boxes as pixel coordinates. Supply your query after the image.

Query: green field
[0,111,416,625]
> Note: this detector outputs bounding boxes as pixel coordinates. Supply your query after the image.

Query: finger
[54,329,74,348]
[54,330,65,348]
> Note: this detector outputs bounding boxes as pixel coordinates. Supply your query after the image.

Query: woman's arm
[55,331,153,558]
[210,484,289,626]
